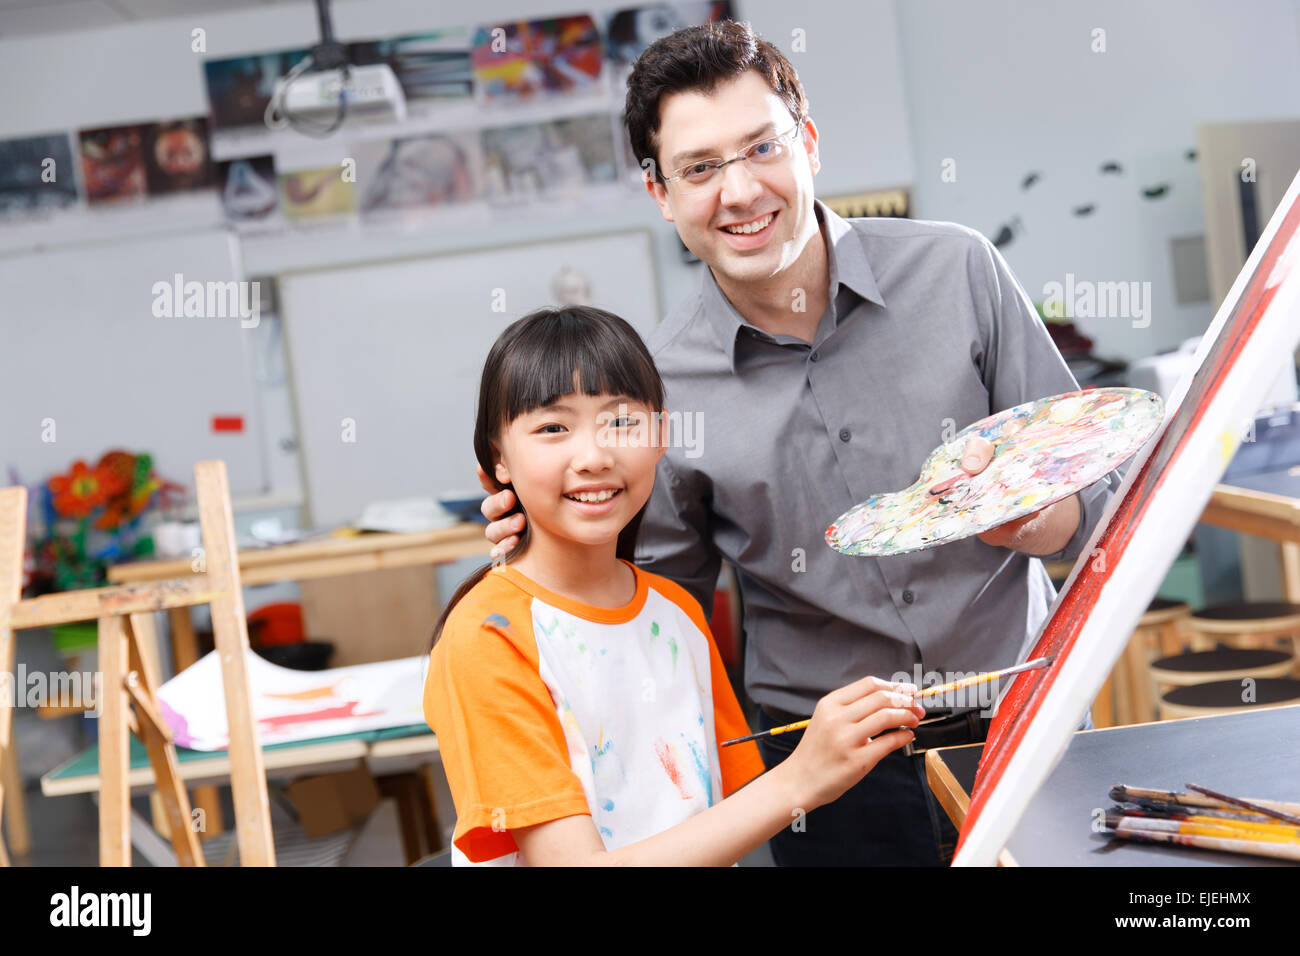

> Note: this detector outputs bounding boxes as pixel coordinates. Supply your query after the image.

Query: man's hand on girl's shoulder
[478,463,525,559]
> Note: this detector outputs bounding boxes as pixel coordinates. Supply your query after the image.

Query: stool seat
[1161,677,1300,710]
[1149,648,1295,686]
[1189,601,1300,627]
[1140,598,1190,627]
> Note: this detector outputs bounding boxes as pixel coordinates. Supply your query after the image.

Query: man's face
[646,71,821,287]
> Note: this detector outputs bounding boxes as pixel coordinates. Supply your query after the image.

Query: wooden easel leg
[0,742,28,859]
[195,461,275,866]
[167,607,223,839]
[98,615,131,866]
[124,616,204,866]
[0,487,27,867]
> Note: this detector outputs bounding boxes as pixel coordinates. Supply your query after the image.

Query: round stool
[1157,676,1300,719]
[1184,601,1300,653]
[1149,647,1295,687]
[1095,598,1190,728]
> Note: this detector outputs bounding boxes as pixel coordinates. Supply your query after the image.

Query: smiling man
[484,20,1115,866]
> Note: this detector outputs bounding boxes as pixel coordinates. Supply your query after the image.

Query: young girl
[423,305,923,866]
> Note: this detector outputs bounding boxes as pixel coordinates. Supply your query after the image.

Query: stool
[1151,647,1296,721]
[1093,599,1190,728]
[1157,676,1300,719]
[1183,601,1300,654]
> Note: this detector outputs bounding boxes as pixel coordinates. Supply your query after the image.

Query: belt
[759,704,991,756]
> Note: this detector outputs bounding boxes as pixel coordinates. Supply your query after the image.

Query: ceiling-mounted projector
[264,0,406,136]
[282,63,407,124]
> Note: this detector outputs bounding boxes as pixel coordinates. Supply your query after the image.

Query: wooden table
[1201,471,1300,600]
[925,704,1300,866]
[101,523,488,843]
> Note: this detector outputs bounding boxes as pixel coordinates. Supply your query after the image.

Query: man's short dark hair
[624,20,808,180]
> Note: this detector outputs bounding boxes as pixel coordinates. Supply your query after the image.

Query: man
[482,21,1114,865]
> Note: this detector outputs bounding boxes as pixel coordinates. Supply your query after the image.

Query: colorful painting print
[204,49,311,130]
[826,388,1164,558]
[0,133,78,214]
[355,131,482,216]
[142,118,215,195]
[480,114,617,201]
[348,29,473,112]
[277,166,356,221]
[217,155,278,223]
[78,125,146,204]
[471,15,603,103]
[604,2,733,89]
[156,650,427,751]
[954,169,1300,866]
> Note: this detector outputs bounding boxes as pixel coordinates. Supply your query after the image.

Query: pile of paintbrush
[1103,784,1300,861]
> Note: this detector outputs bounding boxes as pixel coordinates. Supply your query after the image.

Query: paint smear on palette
[825,388,1164,557]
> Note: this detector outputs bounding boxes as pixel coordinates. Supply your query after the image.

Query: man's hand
[478,463,525,560]
[958,436,1082,556]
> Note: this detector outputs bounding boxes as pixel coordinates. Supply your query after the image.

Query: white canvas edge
[954,169,1300,866]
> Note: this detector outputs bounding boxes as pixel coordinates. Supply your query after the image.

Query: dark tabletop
[935,705,1300,865]
[1222,467,1300,500]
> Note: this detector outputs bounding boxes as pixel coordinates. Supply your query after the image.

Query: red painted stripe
[211,415,244,433]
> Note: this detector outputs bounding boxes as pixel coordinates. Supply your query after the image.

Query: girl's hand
[477,463,526,559]
[778,676,925,811]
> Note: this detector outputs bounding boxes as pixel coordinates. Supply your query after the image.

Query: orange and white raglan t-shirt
[423,560,765,865]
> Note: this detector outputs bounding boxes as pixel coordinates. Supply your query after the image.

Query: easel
[0,460,275,866]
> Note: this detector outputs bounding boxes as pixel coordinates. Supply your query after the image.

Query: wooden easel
[0,460,275,866]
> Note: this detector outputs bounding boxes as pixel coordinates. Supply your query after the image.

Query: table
[924,704,1300,865]
[40,725,442,865]
[1201,470,1300,600]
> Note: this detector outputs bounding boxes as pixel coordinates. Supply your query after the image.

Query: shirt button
[810,350,820,362]
[839,427,851,442]
[902,589,915,605]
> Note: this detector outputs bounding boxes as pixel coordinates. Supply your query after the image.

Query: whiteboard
[0,229,264,496]
[278,230,661,527]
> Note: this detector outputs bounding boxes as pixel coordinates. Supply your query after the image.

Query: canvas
[954,168,1300,866]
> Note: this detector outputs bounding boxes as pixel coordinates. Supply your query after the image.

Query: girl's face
[493,388,667,550]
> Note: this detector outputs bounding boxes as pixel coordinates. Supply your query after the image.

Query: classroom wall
[895,0,1300,363]
[0,0,914,315]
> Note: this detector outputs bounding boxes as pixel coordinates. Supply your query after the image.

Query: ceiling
[0,0,305,39]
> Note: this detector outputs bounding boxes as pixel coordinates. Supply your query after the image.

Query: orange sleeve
[423,582,592,862]
[646,574,766,797]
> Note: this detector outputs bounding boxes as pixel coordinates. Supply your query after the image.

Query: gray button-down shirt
[636,200,1116,716]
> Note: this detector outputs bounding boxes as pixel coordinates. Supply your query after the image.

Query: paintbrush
[1186,782,1300,827]
[1116,795,1278,825]
[1108,805,1300,839]
[1103,810,1300,860]
[1110,784,1300,818]
[721,656,1053,747]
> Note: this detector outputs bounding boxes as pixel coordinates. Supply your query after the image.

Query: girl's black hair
[430,306,665,649]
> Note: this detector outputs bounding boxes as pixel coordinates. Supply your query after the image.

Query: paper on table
[156,649,427,751]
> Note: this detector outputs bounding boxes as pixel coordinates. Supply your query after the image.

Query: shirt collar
[697,198,886,371]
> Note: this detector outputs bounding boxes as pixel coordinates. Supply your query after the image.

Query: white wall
[0,0,915,321]
[895,0,1300,363]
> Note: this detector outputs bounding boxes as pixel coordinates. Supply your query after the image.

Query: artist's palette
[825,387,1164,557]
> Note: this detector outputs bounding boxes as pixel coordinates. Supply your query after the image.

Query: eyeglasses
[660,117,805,189]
